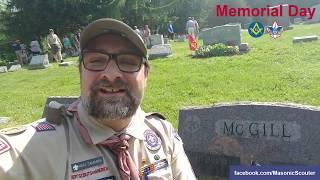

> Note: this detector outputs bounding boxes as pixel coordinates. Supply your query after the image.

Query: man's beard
[81,78,142,123]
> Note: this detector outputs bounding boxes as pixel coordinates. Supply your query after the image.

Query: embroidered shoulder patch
[0,137,10,155]
[32,122,56,132]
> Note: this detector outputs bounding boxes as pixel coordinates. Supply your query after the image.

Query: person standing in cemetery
[11,40,22,65]
[47,29,63,63]
[0,18,196,180]
[167,21,174,40]
[30,37,42,56]
[72,29,81,55]
[19,42,28,65]
[63,35,72,57]
[186,17,196,38]
[143,24,151,48]
[133,25,142,38]
[192,17,200,38]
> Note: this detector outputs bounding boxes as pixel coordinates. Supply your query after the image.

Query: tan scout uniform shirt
[47,34,62,46]
[0,102,196,180]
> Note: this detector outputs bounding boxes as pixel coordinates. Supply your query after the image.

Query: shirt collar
[76,102,147,144]
[121,107,147,141]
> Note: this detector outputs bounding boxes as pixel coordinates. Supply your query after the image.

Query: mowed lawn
[1,23,320,129]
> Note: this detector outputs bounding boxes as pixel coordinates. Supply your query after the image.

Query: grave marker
[178,102,320,178]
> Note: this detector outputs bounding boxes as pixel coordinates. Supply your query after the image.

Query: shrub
[0,59,7,66]
[194,43,239,58]
[0,41,16,63]
[40,36,50,54]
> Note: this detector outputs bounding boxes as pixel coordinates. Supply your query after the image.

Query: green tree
[0,0,126,42]
[169,0,209,33]
[121,0,181,34]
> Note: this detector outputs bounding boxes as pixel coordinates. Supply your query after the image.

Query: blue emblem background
[248,21,265,38]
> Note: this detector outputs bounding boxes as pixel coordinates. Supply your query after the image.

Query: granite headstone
[0,66,8,73]
[28,54,49,69]
[149,34,164,47]
[293,35,319,43]
[239,43,249,52]
[201,24,241,46]
[198,28,211,40]
[307,4,320,24]
[178,102,320,179]
[8,64,21,72]
[148,44,172,60]
[266,4,291,29]
[293,18,303,24]
[41,96,79,118]
[163,37,169,44]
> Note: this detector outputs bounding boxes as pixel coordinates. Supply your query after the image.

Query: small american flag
[33,122,56,132]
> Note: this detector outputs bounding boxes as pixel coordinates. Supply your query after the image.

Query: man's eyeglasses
[81,50,146,73]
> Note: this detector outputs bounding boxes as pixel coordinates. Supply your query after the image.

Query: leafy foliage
[0,0,209,40]
[0,0,127,62]
[194,43,239,58]
[0,59,7,66]
[0,0,125,42]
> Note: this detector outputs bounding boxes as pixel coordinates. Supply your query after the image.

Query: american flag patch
[32,122,56,132]
[0,138,10,155]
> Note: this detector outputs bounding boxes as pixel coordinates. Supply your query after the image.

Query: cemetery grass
[1,23,320,129]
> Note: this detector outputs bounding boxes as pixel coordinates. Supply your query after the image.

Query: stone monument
[28,54,49,70]
[178,102,320,179]
[200,24,241,46]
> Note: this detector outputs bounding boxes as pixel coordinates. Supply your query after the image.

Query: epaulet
[145,112,166,120]
[0,125,27,136]
[45,101,73,125]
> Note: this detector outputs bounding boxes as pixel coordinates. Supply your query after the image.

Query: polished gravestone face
[178,102,320,178]
[201,24,241,46]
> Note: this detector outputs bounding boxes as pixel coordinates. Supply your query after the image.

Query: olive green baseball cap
[80,18,147,58]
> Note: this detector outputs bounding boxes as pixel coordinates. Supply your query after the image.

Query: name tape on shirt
[71,166,108,180]
[72,156,104,172]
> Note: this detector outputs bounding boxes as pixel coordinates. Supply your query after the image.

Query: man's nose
[100,60,123,81]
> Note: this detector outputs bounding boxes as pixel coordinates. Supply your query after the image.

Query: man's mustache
[91,78,128,92]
